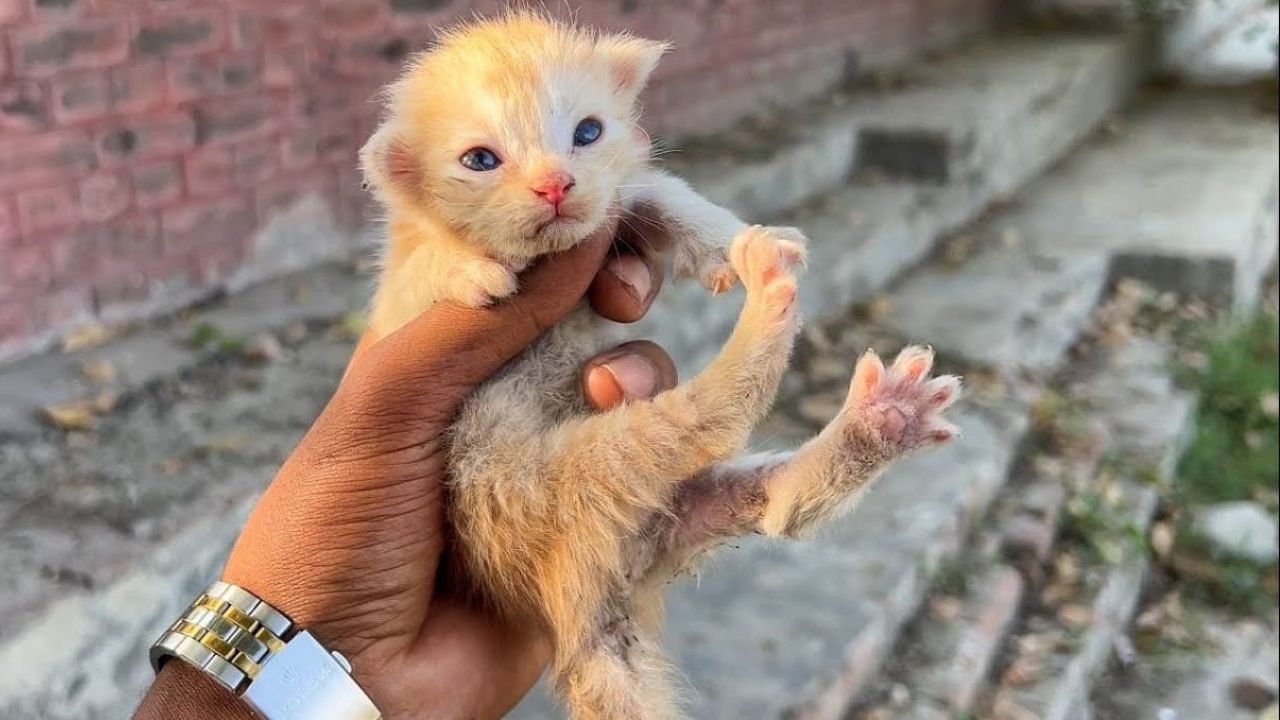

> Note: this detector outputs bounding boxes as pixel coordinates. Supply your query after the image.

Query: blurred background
[1,1,1277,718]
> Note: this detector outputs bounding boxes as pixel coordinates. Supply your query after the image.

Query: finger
[581,341,679,411]
[587,248,665,324]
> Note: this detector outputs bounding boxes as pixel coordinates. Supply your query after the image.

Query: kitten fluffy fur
[362,12,961,720]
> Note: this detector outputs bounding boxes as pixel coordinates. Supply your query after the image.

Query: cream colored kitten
[360,13,961,720]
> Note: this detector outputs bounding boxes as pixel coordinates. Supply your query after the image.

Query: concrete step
[854,31,1150,194]
[987,337,1196,720]
[639,29,1151,372]
[851,564,1026,720]
[851,330,1192,720]
[995,86,1280,311]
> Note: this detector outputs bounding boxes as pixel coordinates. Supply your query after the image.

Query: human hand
[135,221,677,720]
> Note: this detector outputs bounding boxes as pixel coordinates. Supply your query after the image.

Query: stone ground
[1,23,1277,720]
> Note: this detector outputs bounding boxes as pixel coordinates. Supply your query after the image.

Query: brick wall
[0,0,1000,360]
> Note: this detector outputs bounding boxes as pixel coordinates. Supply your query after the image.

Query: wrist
[134,661,257,720]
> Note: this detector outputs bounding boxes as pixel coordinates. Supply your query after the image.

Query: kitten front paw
[840,345,962,452]
[730,225,808,324]
[685,226,807,296]
[445,257,518,308]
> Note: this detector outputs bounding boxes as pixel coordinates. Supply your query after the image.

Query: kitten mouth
[534,212,577,236]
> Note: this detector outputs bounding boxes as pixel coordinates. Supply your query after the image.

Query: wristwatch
[150,581,383,720]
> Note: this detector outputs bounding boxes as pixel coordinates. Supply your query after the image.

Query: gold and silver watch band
[151,581,382,720]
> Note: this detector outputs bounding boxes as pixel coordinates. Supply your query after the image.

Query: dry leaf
[80,359,117,384]
[1057,604,1093,627]
[865,295,893,321]
[90,392,118,413]
[1150,521,1176,560]
[62,324,114,352]
[930,596,963,621]
[41,403,96,431]
[1001,655,1044,687]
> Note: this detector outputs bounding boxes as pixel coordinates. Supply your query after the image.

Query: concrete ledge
[855,31,1152,196]
[1008,87,1280,310]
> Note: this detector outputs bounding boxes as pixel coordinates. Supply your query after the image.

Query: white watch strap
[151,581,382,720]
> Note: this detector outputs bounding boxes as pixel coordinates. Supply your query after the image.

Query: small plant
[1176,311,1279,506]
[187,322,246,354]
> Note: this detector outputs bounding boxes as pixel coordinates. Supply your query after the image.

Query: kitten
[360,12,961,720]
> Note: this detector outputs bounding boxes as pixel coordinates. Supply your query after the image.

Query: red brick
[134,9,226,58]
[167,52,261,102]
[33,285,91,328]
[31,0,86,20]
[0,130,97,192]
[49,71,110,123]
[110,61,166,114]
[87,211,161,270]
[78,171,129,222]
[1,0,27,27]
[191,95,275,146]
[0,79,50,132]
[183,146,234,197]
[131,159,182,208]
[324,36,409,79]
[0,300,30,346]
[320,0,389,38]
[262,44,309,89]
[11,18,129,77]
[0,196,18,244]
[234,5,314,49]
[161,195,255,256]
[279,128,318,169]
[256,170,336,224]
[16,184,79,234]
[91,264,148,308]
[0,237,50,293]
[96,111,195,166]
[233,139,277,185]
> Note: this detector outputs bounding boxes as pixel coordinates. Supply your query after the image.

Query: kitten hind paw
[842,345,962,450]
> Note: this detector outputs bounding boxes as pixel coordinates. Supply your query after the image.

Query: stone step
[851,564,1026,720]
[850,328,1187,719]
[639,29,1150,372]
[855,31,1150,193]
[987,337,1196,720]
[994,86,1280,311]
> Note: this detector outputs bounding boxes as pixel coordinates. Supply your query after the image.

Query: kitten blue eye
[460,148,502,172]
[573,118,603,147]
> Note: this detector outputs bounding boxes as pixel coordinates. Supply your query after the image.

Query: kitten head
[362,12,668,261]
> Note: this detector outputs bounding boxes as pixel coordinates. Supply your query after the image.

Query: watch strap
[151,581,382,720]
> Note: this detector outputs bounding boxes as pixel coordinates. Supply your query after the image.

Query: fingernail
[600,353,658,399]
[604,255,653,304]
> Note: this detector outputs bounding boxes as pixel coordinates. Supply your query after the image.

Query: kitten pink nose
[532,171,575,207]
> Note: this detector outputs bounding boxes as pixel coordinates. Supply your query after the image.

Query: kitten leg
[626,169,805,294]
[558,619,683,720]
[545,225,805,491]
[644,346,962,576]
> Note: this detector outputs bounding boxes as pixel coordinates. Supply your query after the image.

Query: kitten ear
[597,35,670,103]
[359,125,420,200]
